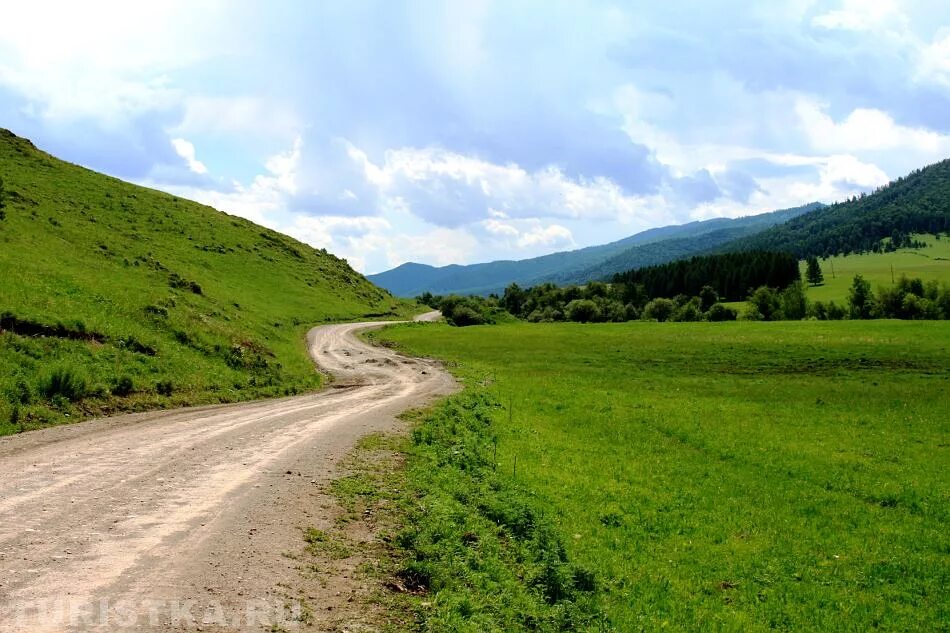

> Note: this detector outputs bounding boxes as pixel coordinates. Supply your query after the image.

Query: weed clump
[39,365,88,401]
[111,376,134,397]
[168,272,203,295]
[155,380,174,397]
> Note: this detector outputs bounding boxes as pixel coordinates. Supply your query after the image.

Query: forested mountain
[369,203,821,296]
[726,159,950,258]
[566,203,821,284]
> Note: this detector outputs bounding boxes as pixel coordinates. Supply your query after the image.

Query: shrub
[808,301,828,320]
[601,300,626,322]
[699,285,719,311]
[439,295,492,326]
[87,384,109,398]
[848,274,876,319]
[780,281,809,320]
[937,284,950,318]
[111,376,134,397]
[643,298,675,322]
[12,378,33,404]
[566,299,600,323]
[706,303,738,321]
[672,299,703,322]
[748,286,783,321]
[168,273,203,295]
[826,301,847,320]
[156,380,174,396]
[143,304,169,318]
[447,305,485,327]
[40,365,88,402]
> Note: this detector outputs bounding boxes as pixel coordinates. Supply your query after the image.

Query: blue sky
[2,1,949,273]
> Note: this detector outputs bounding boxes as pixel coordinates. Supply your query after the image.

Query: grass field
[802,235,950,304]
[375,321,950,631]
[0,129,414,435]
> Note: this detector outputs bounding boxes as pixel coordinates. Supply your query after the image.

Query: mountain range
[368,203,823,297]
[370,156,950,298]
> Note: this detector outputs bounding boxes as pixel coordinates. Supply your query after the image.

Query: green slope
[801,234,950,303]
[369,203,821,297]
[0,129,410,434]
[729,159,950,257]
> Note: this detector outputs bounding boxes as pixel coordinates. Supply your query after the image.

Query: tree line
[420,250,802,325]
[610,251,800,302]
[419,250,950,325]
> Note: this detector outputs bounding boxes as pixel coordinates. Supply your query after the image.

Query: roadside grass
[0,129,416,434]
[374,320,950,631]
[324,413,605,633]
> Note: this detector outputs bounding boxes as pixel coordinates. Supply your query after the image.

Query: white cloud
[382,228,482,269]
[0,1,228,124]
[918,30,950,88]
[795,98,950,156]
[152,136,301,226]
[812,0,904,32]
[517,224,575,249]
[479,218,575,250]
[285,215,393,271]
[482,219,520,238]
[170,138,208,175]
[174,96,301,142]
[350,145,664,227]
[688,153,890,222]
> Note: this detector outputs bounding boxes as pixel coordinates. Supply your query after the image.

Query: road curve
[0,312,453,631]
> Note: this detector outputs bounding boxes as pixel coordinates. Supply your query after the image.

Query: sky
[1,1,949,274]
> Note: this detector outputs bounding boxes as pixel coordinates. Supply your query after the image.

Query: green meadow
[376,320,950,631]
[802,235,950,303]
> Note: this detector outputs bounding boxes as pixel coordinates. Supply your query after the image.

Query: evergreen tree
[805,257,824,286]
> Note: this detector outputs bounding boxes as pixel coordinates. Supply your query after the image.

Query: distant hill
[563,203,823,284]
[726,159,950,258]
[369,203,822,296]
[0,128,408,432]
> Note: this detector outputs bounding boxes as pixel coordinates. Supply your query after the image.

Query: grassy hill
[802,234,950,304]
[728,159,950,258]
[0,129,411,434]
[368,203,821,297]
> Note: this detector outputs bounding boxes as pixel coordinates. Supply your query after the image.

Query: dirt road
[0,313,453,631]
